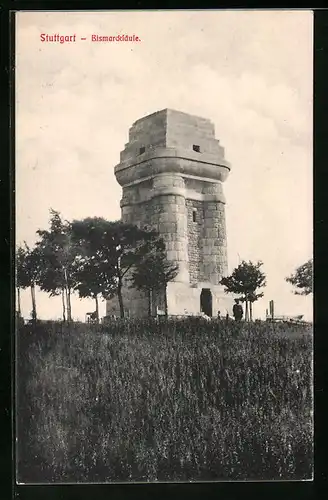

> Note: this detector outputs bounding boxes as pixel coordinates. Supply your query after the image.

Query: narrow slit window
[139,146,145,155]
[192,210,197,222]
[193,144,200,153]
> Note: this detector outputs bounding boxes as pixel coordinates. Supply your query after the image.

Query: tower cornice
[115,152,230,187]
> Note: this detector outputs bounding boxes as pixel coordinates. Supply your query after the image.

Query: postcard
[15,10,313,483]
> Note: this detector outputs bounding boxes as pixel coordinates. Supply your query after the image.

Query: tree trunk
[245,300,249,322]
[64,286,70,322]
[148,289,153,317]
[250,301,253,321]
[30,283,37,322]
[117,277,124,318]
[63,268,72,322]
[95,294,99,323]
[67,287,72,322]
[164,285,168,317]
[17,287,21,317]
[64,286,71,323]
[61,288,66,322]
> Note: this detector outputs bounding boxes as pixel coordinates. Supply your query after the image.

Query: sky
[16,10,313,321]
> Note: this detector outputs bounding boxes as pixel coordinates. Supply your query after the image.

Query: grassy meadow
[16,318,313,483]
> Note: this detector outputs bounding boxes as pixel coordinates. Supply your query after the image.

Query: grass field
[16,318,313,483]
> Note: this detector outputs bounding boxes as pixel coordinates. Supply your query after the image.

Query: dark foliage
[286,259,313,295]
[221,260,266,320]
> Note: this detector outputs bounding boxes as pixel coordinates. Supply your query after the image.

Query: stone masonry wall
[121,111,167,163]
[165,109,225,159]
[149,174,189,283]
[202,200,228,284]
[186,199,204,284]
[121,194,153,229]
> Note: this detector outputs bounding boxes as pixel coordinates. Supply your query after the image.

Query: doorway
[200,288,213,317]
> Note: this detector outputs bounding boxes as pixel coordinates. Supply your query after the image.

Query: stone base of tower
[105,282,234,319]
[166,282,234,318]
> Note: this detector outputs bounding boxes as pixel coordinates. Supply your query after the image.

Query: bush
[16,318,313,482]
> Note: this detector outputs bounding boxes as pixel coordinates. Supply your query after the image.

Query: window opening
[193,144,200,153]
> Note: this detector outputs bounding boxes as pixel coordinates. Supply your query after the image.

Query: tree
[220,260,266,321]
[286,259,313,295]
[72,255,117,324]
[130,240,179,316]
[70,218,159,319]
[16,243,41,322]
[36,209,78,322]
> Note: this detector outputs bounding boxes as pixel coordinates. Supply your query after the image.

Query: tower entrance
[200,288,213,317]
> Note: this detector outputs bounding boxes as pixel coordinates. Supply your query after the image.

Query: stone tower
[106,109,233,318]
